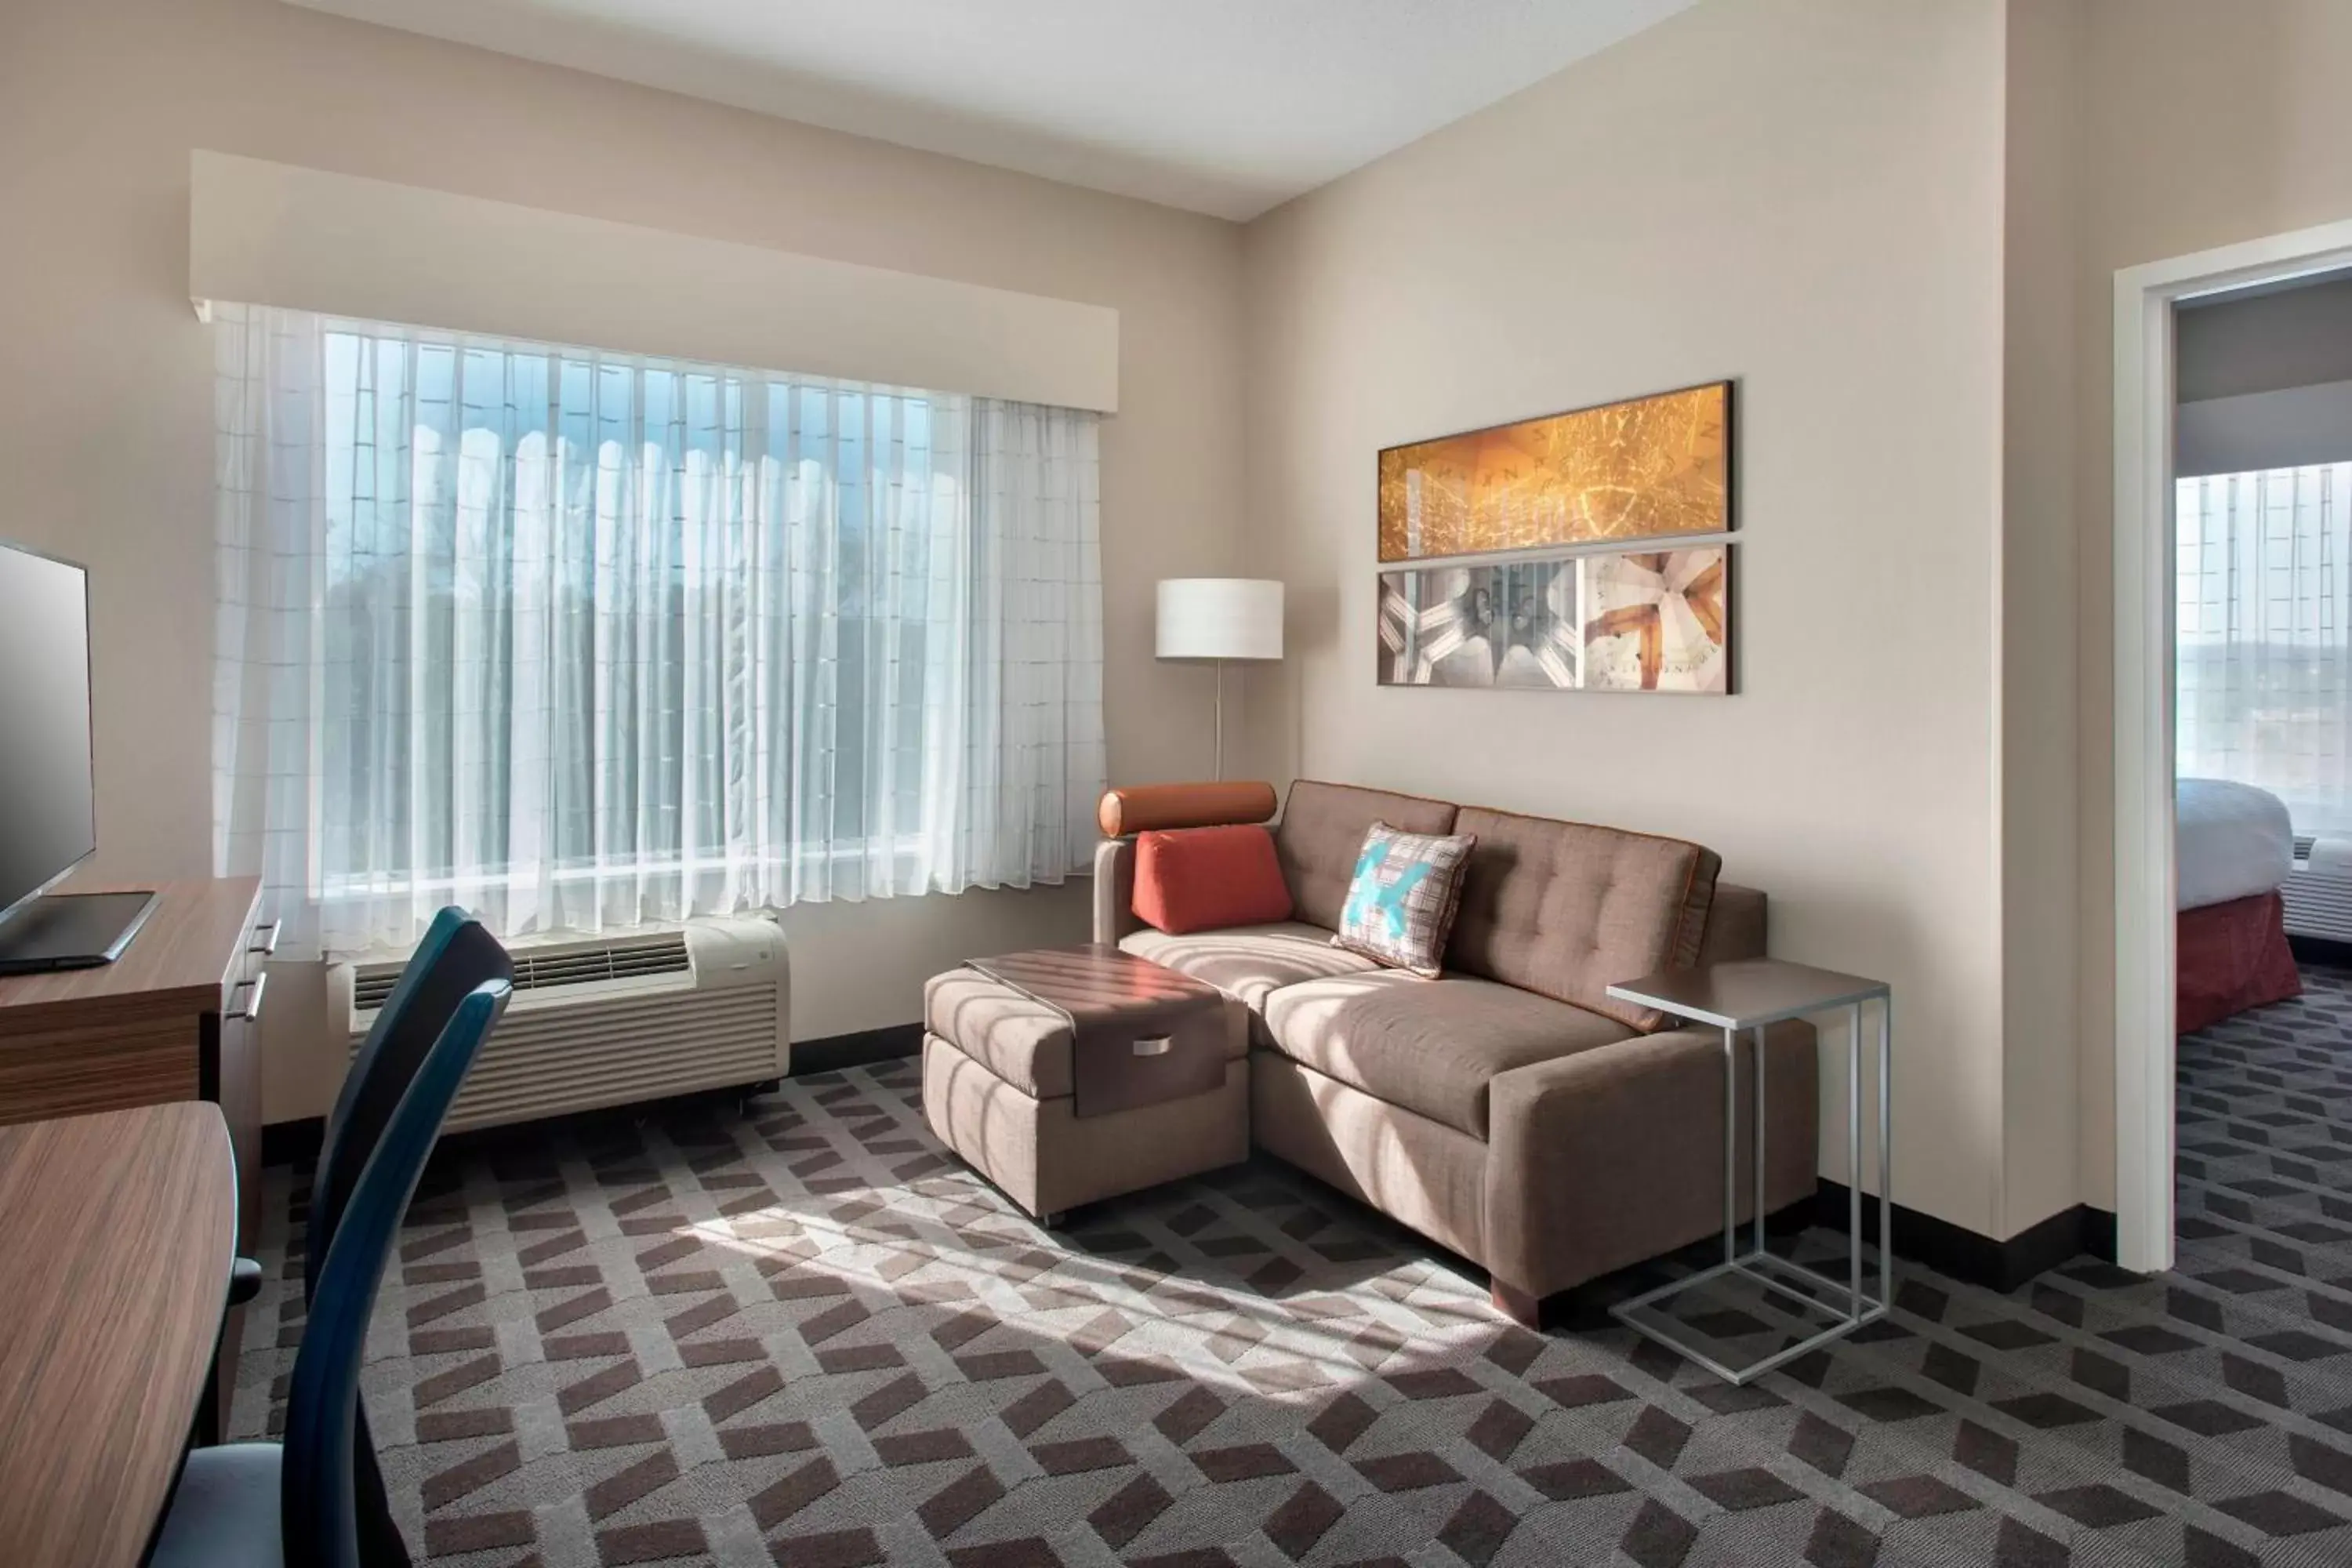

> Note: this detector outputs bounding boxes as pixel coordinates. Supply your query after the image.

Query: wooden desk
[0,1104,237,1568]
[0,877,267,1436]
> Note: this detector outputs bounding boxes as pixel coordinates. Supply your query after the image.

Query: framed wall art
[1377,545,1730,693]
[1376,557,1581,689]
[1377,380,1730,564]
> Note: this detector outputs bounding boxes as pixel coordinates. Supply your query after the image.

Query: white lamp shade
[1156,578,1284,661]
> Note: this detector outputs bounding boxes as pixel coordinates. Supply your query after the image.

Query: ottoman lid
[967,944,1221,1019]
[926,946,1225,1101]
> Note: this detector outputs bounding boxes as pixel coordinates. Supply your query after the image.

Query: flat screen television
[0,542,153,972]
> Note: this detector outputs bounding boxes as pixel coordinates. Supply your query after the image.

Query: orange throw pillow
[1133,825,1294,935]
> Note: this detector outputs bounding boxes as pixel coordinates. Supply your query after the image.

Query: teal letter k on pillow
[1332,820,1475,979]
[1344,846,1432,943]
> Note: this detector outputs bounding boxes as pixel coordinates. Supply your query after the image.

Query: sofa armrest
[1698,883,1768,964]
[1093,838,1140,945]
[1483,1018,1817,1302]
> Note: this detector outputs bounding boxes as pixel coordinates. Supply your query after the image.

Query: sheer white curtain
[212,306,1103,956]
[2177,462,2352,834]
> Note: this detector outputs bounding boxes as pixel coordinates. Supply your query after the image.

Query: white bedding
[2176,777,2293,911]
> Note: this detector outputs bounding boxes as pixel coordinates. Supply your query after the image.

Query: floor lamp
[1156,579,1284,781]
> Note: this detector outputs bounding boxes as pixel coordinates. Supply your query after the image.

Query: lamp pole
[1213,659,1226,781]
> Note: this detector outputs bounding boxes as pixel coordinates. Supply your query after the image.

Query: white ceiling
[281,0,1697,220]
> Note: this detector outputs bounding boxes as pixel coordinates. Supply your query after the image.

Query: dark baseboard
[262,1116,325,1167]
[1816,1180,2119,1293]
[2290,933,2352,968]
[2080,1205,2118,1264]
[789,1022,921,1076]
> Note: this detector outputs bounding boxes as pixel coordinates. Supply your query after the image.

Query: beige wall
[1242,0,2012,1235]
[1999,0,2085,1238]
[0,0,1247,1120]
[2072,0,2352,1211]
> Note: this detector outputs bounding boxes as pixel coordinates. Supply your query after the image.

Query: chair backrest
[310,909,512,1301]
[281,980,511,1568]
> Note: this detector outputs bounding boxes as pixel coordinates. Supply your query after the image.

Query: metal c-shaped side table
[1604,958,1892,1385]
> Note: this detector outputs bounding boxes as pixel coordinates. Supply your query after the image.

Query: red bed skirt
[2177,889,2302,1033]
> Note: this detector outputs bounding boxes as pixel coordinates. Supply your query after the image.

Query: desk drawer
[212,906,270,1239]
[225,911,279,1010]
[203,897,270,1444]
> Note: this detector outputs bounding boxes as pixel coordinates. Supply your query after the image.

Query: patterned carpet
[230,969,2352,1567]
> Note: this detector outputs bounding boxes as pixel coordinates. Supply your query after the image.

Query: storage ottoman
[923,946,1248,1222]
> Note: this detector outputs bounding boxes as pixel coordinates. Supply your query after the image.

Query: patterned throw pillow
[1331,821,1477,978]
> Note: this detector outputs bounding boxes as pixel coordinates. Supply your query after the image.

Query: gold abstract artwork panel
[1377,381,1730,563]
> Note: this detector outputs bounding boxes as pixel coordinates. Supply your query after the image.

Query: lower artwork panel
[1376,544,1730,693]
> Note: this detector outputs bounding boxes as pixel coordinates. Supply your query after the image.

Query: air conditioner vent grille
[515,937,691,991]
[350,931,692,1013]
[332,915,787,1136]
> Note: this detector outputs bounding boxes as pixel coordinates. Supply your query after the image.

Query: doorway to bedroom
[2169,267,2352,1285]
[2114,217,2352,1277]
[2174,270,2352,1025]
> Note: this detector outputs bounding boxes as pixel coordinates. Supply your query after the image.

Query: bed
[2176,777,2301,1032]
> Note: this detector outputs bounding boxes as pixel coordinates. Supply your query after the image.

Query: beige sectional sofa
[1093,779,1819,1324]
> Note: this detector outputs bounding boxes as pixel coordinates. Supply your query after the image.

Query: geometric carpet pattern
[231,971,2352,1566]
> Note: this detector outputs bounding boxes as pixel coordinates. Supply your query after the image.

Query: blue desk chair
[219,907,511,1568]
[311,908,514,1300]
[152,980,514,1568]
[225,906,500,1298]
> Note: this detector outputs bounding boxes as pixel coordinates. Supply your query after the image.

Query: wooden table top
[0,1103,238,1567]
[0,877,260,1031]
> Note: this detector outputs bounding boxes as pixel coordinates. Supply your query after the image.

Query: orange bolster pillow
[1098,780,1279,839]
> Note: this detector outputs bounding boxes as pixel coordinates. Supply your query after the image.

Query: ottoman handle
[1133,1035,1173,1057]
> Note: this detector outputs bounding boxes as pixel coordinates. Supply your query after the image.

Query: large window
[213,309,1104,955]
[2178,462,2352,833]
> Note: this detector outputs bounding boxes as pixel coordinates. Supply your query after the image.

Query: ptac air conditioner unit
[2286,835,2352,945]
[326,917,789,1134]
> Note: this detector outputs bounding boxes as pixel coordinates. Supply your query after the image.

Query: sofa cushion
[1259,970,1631,1138]
[1446,806,1722,1031]
[1133,825,1294,934]
[1275,780,1458,930]
[1121,922,1378,1025]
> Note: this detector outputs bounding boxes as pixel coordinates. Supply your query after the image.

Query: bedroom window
[210,307,1105,956]
[2177,461,2352,834]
